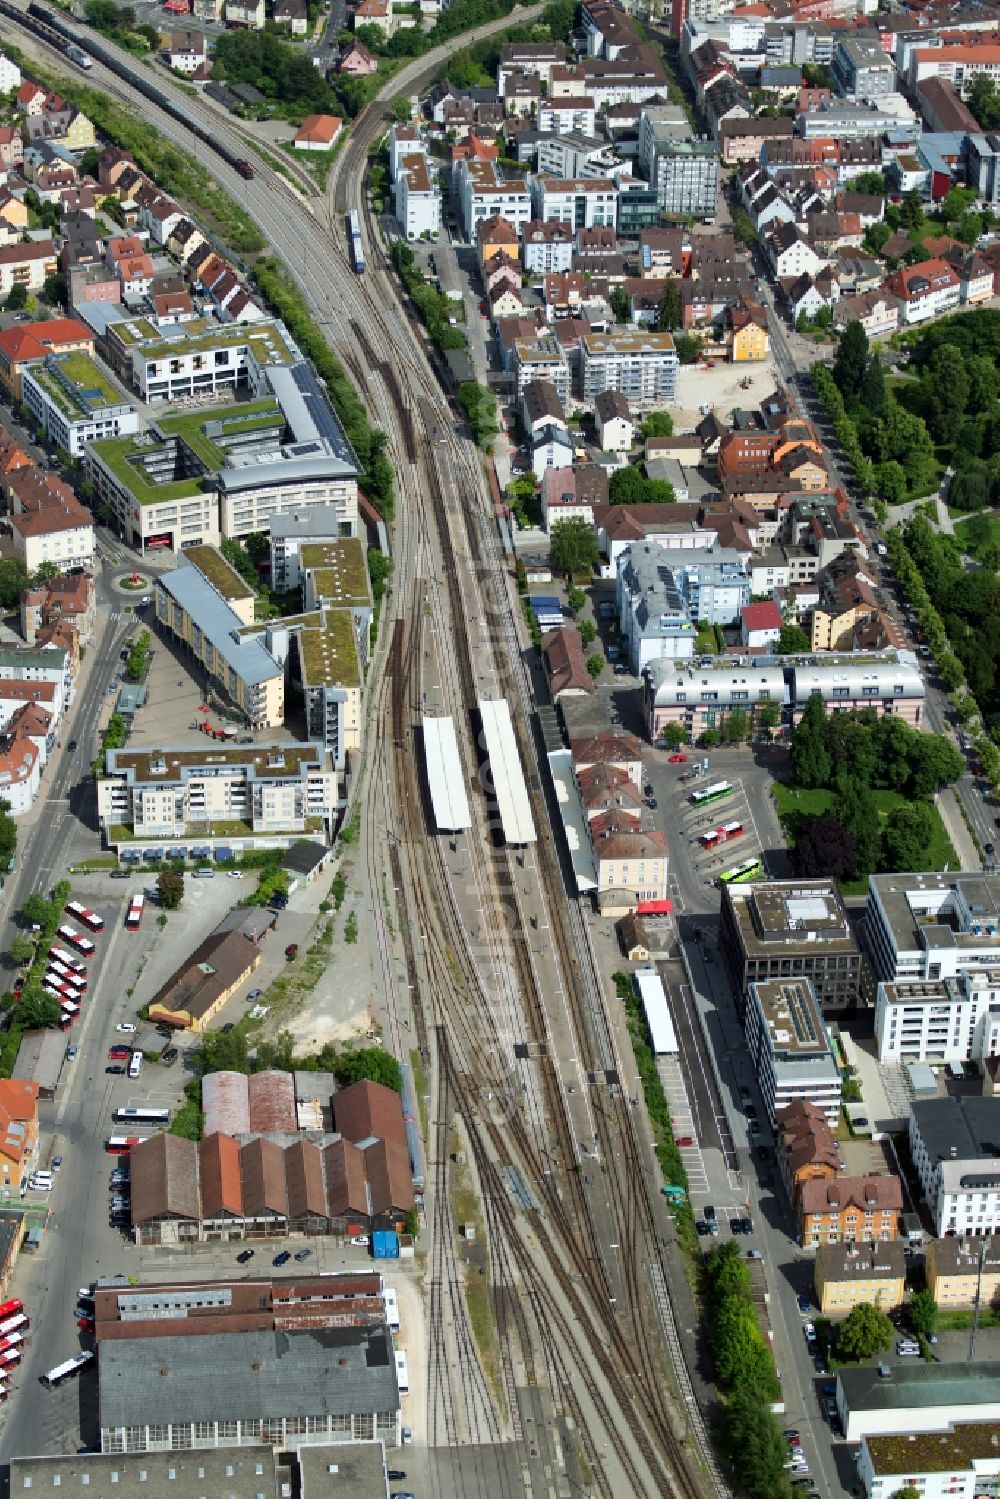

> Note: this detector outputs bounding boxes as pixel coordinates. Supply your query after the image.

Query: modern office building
[639,109,719,218]
[21,351,138,458]
[268,505,359,592]
[744,978,842,1126]
[831,35,898,98]
[530,176,618,231]
[789,650,925,726]
[859,1421,1000,1499]
[720,878,863,1015]
[909,1096,1000,1237]
[581,331,678,405]
[875,971,1000,1064]
[867,872,1000,985]
[101,315,301,402]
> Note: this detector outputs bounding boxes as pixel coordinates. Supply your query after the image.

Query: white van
[949,1063,965,1081]
[128,1050,143,1080]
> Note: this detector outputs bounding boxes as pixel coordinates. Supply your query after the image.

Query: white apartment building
[9,504,95,576]
[537,97,597,135]
[269,506,358,592]
[867,872,1000,985]
[859,1422,1000,1499]
[22,354,138,459]
[104,316,303,404]
[909,1096,1000,1237]
[530,176,618,231]
[98,743,338,849]
[647,140,718,219]
[744,978,842,1125]
[535,137,622,181]
[388,120,424,182]
[0,644,71,708]
[581,331,678,406]
[395,153,441,240]
[875,971,1000,1064]
[0,53,21,93]
[521,220,575,275]
[456,159,532,240]
[512,336,571,404]
[909,44,1000,99]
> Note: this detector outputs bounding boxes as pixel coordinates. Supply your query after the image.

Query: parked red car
[675,1136,694,1147]
[668,753,688,764]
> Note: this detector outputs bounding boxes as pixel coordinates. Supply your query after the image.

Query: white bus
[65,900,104,934]
[114,1107,169,1125]
[48,946,87,975]
[41,1349,93,1387]
[382,1288,399,1333]
[394,1349,408,1394]
[57,924,95,957]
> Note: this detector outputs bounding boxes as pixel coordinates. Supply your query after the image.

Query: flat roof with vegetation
[298,609,361,689]
[110,315,299,368]
[105,744,327,784]
[184,545,254,601]
[300,539,370,607]
[29,352,125,418]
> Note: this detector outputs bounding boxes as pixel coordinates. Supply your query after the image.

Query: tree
[864,220,891,256]
[16,991,61,1029]
[907,734,964,796]
[219,538,258,590]
[567,585,586,614]
[657,278,682,332]
[643,411,674,438]
[723,1388,791,1499]
[927,345,969,444]
[608,466,675,506]
[390,94,410,122]
[156,868,185,911]
[723,707,749,744]
[200,1026,250,1075]
[874,460,908,506]
[900,191,925,234]
[970,73,1000,130]
[333,1045,402,1091]
[861,354,887,415]
[712,1297,778,1389]
[579,618,596,646]
[4,284,26,312]
[833,320,869,401]
[549,517,598,577]
[610,285,630,324]
[775,622,810,654]
[791,816,858,881]
[674,333,703,365]
[967,354,1000,414]
[941,185,978,221]
[661,721,688,749]
[8,936,33,966]
[790,694,832,788]
[586,653,604,678]
[22,893,53,928]
[836,1303,894,1362]
[0,559,28,608]
[909,1289,937,1339]
[458,382,497,450]
[881,802,936,872]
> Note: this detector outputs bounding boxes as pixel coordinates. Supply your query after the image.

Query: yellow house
[476,213,520,266]
[730,304,769,362]
[63,111,96,151]
[147,929,262,1033]
[0,194,27,232]
[814,1242,906,1317]
[926,1235,1000,1309]
[811,604,868,652]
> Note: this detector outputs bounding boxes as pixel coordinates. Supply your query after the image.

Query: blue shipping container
[371,1230,399,1260]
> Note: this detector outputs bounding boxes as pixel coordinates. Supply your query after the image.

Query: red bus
[0,1300,24,1322]
[636,899,674,916]
[57,925,95,957]
[700,821,744,849]
[0,1332,23,1353]
[126,893,144,933]
[105,1136,143,1155]
[44,977,82,1003]
[65,901,103,935]
[47,962,86,992]
[0,1348,22,1367]
[0,1314,28,1337]
[48,946,86,976]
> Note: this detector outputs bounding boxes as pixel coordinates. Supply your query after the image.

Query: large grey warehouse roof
[10,1447,282,1499]
[157,568,282,688]
[266,362,359,474]
[99,1325,398,1427]
[838,1360,1000,1413]
[911,1096,1000,1168]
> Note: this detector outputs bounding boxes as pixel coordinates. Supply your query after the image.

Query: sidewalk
[937,785,981,871]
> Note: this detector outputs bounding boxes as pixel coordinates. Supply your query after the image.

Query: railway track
[0,9,723,1489]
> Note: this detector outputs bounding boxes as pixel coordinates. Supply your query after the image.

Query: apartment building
[910,1096,1000,1237]
[883,258,961,324]
[512,335,571,404]
[21,351,137,458]
[788,650,925,726]
[521,219,575,274]
[875,971,1000,1064]
[744,978,842,1126]
[455,158,532,240]
[268,504,358,592]
[98,742,338,851]
[859,1421,1000,1499]
[0,239,56,298]
[910,43,1000,99]
[814,1241,906,1317]
[537,96,597,135]
[776,1098,840,1204]
[650,656,791,743]
[867,871,1000,985]
[720,878,862,1015]
[395,152,441,239]
[718,115,794,164]
[535,136,620,181]
[618,541,750,649]
[5,468,95,575]
[101,315,301,403]
[0,317,94,402]
[530,176,618,231]
[799,1175,903,1249]
[581,331,678,405]
[643,137,719,218]
[831,36,898,98]
[926,1236,1000,1309]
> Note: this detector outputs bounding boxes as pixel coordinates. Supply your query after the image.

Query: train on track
[347,209,365,274]
[3,2,253,178]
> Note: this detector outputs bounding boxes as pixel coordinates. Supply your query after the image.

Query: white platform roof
[547,749,596,892]
[422,715,472,832]
[477,698,537,846]
[635,970,677,1055]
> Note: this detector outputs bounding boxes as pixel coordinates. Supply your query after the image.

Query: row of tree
[702,1244,790,1499]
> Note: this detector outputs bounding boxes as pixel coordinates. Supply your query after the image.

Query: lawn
[954,510,1000,559]
[772,783,959,895]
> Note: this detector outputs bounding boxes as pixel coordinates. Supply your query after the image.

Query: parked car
[116,1023,136,1034]
[236,1248,255,1264]
[161,1048,179,1067]
[107,1046,130,1059]
[350,1235,369,1247]
[668,753,688,764]
[247,989,264,1002]
[65,1045,77,1061]
[106,1064,125,1075]
[674,1136,693,1147]
[294,1248,312,1262]
[273,1250,291,1267]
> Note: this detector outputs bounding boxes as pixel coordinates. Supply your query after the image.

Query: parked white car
[116,1023,136,1034]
